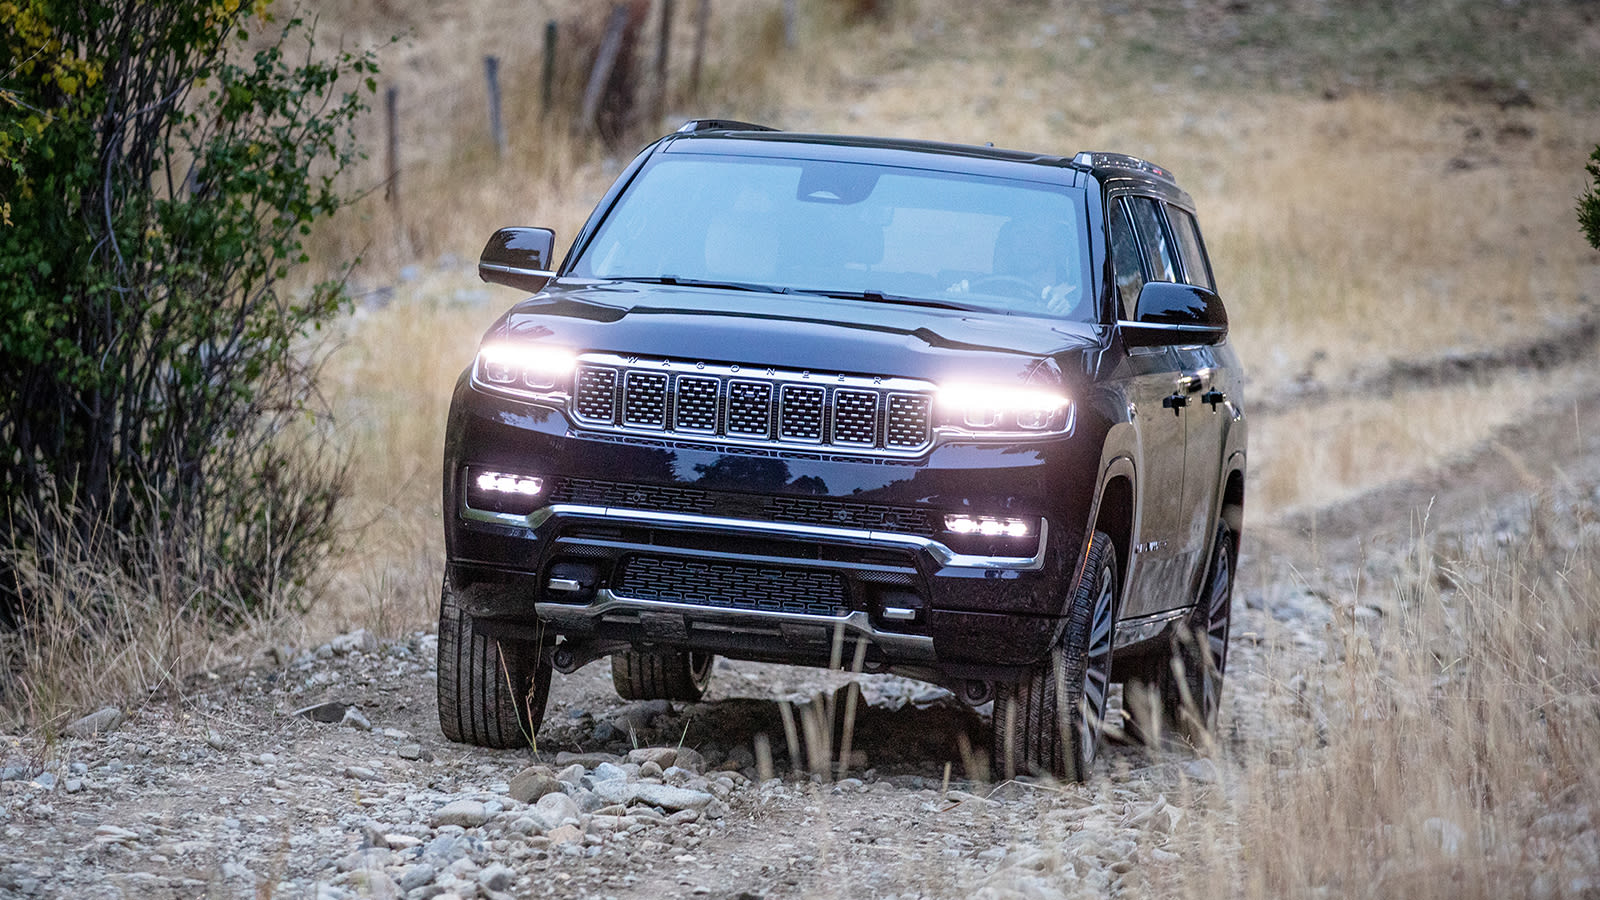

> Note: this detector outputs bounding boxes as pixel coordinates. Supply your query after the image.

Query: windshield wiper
[611,275,788,294]
[789,288,979,312]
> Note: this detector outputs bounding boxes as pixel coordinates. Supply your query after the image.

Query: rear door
[1164,204,1230,600]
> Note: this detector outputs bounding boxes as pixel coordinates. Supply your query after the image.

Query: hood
[489,281,1103,385]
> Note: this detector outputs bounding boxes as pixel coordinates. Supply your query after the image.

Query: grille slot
[779,385,825,442]
[568,356,933,453]
[886,394,933,449]
[832,390,879,446]
[622,371,668,428]
[615,556,849,617]
[574,367,618,423]
[726,381,773,437]
[675,376,720,432]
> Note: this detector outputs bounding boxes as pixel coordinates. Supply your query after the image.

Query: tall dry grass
[1153,495,1600,898]
[0,502,306,732]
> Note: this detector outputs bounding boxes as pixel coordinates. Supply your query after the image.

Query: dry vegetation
[7,0,1600,895]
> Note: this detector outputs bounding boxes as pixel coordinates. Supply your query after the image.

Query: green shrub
[1581,145,1600,251]
[0,1,377,625]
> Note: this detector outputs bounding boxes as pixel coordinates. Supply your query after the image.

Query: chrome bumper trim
[463,502,1047,571]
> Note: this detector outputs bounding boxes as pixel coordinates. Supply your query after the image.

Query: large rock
[591,780,714,813]
[553,751,621,768]
[531,791,580,830]
[431,800,489,828]
[627,747,677,768]
[64,707,124,738]
[508,767,560,804]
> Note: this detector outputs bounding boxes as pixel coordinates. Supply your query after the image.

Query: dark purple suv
[438,121,1246,780]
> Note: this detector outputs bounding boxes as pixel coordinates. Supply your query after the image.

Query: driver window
[1108,198,1145,319]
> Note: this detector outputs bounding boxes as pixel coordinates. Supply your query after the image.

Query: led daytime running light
[944,514,1031,538]
[475,471,544,496]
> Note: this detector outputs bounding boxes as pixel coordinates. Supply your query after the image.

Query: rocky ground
[5,348,1600,899]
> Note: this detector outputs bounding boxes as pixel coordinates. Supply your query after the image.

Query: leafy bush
[1581,145,1600,251]
[0,1,377,625]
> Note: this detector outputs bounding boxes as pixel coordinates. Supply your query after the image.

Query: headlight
[475,342,576,393]
[937,383,1072,435]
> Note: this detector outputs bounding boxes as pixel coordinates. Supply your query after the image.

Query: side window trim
[1107,193,1148,320]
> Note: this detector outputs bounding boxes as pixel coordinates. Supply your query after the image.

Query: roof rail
[676,119,779,134]
[1071,151,1176,183]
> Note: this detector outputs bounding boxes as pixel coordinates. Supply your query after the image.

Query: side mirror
[479,227,557,294]
[1121,282,1228,347]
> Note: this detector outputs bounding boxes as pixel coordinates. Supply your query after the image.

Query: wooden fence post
[484,55,505,159]
[541,19,558,119]
[580,4,631,135]
[384,85,399,217]
[689,0,709,100]
[653,0,674,127]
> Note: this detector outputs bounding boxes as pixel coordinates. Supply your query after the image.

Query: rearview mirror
[1121,282,1228,347]
[479,227,557,294]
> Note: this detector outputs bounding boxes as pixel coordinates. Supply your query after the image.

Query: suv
[439,121,1246,780]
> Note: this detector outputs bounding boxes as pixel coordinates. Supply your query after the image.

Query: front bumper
[444,381,1102,676]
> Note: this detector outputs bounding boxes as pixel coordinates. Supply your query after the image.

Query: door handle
[1202,389,1226,411]
[1162,393,1188,415]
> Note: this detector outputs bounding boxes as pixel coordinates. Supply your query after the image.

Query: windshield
[569,153,1095,321]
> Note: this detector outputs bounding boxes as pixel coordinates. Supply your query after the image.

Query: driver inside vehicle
[951,217,1081,315]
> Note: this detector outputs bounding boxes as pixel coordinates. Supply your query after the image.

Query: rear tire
[611,649,715,702]
[437,577,552,748]
[992,531,1117,781]
[1126,527,1235,748]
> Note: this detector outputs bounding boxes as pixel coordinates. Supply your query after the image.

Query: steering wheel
[966,274,1042,302]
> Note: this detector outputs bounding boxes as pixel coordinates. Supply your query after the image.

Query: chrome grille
[570,355,934,454]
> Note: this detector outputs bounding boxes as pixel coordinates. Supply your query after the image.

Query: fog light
[476,471,543,496]
[465,467,545,516]
[944,514,1032,538]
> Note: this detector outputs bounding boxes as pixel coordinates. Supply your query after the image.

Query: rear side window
[1166,206,1215,290]
[1126,196,1179,284]
[1107,198,1145,319]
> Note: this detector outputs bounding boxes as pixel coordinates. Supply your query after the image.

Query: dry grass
[1252,362,1597,514]
[1155,495,1600,898]
[0,506,303,733]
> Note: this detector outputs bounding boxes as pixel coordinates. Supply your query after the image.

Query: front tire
[437,577,552,748]
[611,649,715,702]
[992,531,1118,781]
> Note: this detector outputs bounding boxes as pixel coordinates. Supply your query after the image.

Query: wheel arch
[1093,456,1137,604]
